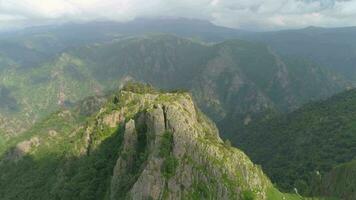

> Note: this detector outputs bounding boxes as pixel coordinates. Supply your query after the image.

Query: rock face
[102,85,272,199]
[4,136,40,162]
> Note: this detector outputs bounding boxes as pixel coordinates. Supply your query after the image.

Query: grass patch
[267,187,303,200]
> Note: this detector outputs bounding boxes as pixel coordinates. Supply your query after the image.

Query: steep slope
[189,40,347,135]
[321,160,356,199]
[235,89,356,198]
[0,83,298,200]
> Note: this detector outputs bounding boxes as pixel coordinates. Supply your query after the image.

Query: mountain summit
[0,83,296,200]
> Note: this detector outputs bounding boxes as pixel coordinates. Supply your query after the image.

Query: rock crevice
[107,89,272,200]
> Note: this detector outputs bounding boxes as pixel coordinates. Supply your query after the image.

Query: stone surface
[106,89,273,199]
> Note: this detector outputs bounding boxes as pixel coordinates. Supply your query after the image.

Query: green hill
[234,89,356,198]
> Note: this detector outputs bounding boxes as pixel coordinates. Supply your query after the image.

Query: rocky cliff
[105,86,272,199]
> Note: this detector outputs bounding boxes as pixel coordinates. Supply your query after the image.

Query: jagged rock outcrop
[98,86,273,199]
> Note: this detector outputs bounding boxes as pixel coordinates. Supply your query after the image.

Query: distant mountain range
[2,17,356,79]
[242,26,356,81]
[0,33,347,140]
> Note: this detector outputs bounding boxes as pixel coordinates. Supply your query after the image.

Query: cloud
[0,0,356,30]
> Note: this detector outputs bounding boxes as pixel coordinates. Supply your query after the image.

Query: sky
[0,0,356,31]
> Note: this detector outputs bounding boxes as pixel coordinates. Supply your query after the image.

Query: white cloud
[0,0,355,30]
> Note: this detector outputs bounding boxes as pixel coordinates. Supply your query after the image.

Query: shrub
[242,190,256,200]
[224,139,232,148]
[162,155,179,179]
[122,82,157,94]
[159,131,174,157]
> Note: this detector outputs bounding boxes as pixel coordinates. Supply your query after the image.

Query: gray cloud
[0,0,356,31]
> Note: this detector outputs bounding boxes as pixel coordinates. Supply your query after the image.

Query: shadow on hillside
[0,125,124,200]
